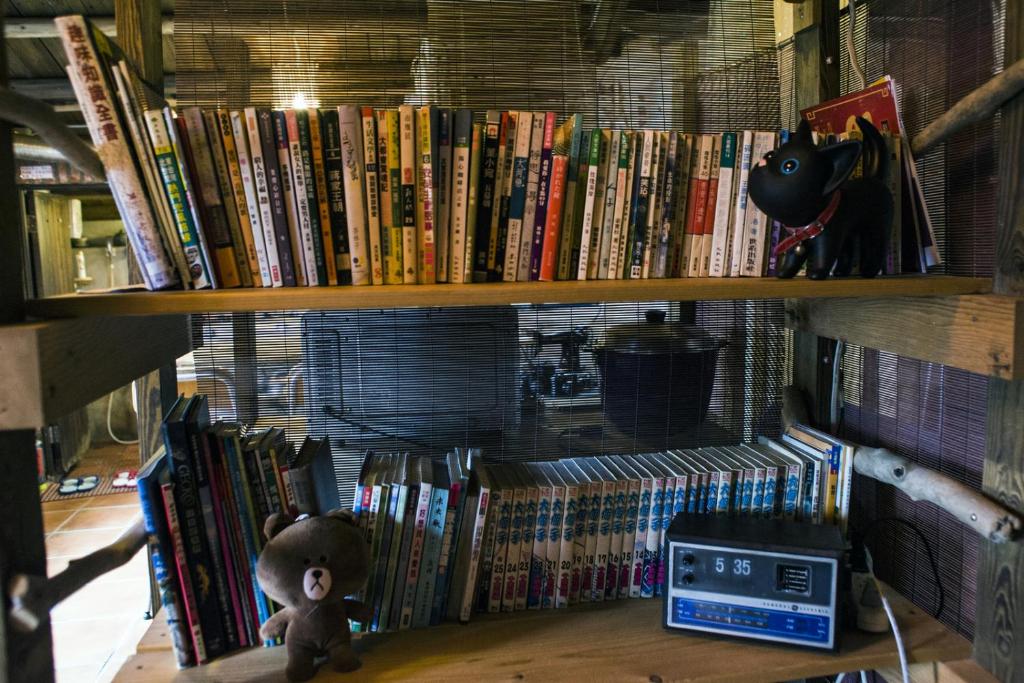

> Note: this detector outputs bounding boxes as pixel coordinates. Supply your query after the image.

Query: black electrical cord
[322,404,433,450]
[859,516,945,620]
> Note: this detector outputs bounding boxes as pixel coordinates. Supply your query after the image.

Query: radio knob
[682,553,695,566]
[682,573,695,585]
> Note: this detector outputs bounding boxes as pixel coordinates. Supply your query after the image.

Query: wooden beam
[3,16,174,40]
[785,295,1024,380]
[9,76,176,104]
[976,0,1024,678]
[22,275,993,318]
[0,315,192,431]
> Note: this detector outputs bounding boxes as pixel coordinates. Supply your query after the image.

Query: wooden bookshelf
[28,275,991,317]
[114,586,969,682]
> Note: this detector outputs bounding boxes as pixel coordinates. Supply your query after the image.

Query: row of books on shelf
[137,393,852,667]
[350,422,855,633]
[57,15,936,292]
[137,394,338,668]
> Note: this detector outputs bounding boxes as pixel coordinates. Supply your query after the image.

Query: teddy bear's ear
[326,508,359,526]
[264,512,294,541]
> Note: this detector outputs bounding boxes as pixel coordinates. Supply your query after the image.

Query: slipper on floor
[58,475,100,495]
[112,470,137,489]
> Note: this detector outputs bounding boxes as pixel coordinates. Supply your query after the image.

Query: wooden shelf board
[115,587,969,683]
[0,315,192,431]
[786,294,1024,379]
[29,275,991,318]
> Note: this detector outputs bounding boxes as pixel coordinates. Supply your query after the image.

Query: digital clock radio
[663,515,845,651]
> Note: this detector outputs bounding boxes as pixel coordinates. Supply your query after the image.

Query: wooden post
[787,0,840,426]
[0,11,55,683]
[114,0,164,94]
[975,1,1024,679]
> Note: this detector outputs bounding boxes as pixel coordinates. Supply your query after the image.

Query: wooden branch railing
[0,86,106,180]
[7,517,146,633]
[782,386,1022,543]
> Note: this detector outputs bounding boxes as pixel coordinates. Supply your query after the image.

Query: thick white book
[360,108,385,285]
[708,132,737,277]
[503,111,533,281]
[516,113,546,281]
[337,105,371,285]
[740,131,777,277]
[58,16,177,289]
[231,111,277,286]
[242,108,284,287]
[728,130,755,277]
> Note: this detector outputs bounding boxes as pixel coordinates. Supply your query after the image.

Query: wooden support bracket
[0,315,192,430]
[785,294,1024,380]
[0,87,105,179]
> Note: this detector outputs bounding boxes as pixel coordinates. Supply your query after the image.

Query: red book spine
[539,155,569,281]
[161,482,208,663]
[677,154,702,277]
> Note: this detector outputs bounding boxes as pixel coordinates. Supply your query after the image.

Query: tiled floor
[43,492,153,683]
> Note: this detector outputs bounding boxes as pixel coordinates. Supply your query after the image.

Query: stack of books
[62,15,890,291]
[137,394,336,668]
[352,433,855,630]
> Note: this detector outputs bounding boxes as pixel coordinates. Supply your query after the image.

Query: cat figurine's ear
[794,118,814,144]
[820,140,862,196]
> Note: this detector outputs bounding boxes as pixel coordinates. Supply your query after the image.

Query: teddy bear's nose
[312,569,323,579]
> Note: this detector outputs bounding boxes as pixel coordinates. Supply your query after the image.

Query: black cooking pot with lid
[593,309,726,439]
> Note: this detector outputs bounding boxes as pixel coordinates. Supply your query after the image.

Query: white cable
[836,673,846,683]
[864,547,909,683]
[860,671,869,683]
[107,387,139,445]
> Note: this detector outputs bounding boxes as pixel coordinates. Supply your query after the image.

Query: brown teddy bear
[256,510,372,681]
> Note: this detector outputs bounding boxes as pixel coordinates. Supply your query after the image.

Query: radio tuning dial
[682,573,695,585]
[682,553,695,566]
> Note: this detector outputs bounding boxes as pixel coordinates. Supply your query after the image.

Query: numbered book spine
[627,131,654,279]
[592,480,615,601]
[57,16,177,290]
[546,480,565,608]
[449,110,473,284]
[528,112,556,280]
[491,112,517,281]
[231,110,279,286]
[709,132,737,277]
[487,484,511,613]
[502,482,525,611]
[638,474,661,598]
[654,133,680,278]
[285,110,319,285]
[416,106,437,283]
[575,130,602,280]
[272,110,307,285]
[503,111,532,281]
[360,107,385,285]
[217,109,266,287]
[307,109,338,285]
[557,115,585,280]
[580,480,600,603]
[567,479,588,605]
[463,123,483,283]
[528,480,551,609]
[618,477,640,599]
[515,482,538,611]
[255,109,297,285]
[143,110,213,288]
[375,110,398,284]
[398,105,418,283]
[473,110,501,282]
[436,108,452,283]
[517,112,545,281]
[316,109,350,285]
[337,105,371,285]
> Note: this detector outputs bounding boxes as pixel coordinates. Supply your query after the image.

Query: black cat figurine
[748,116,893,279]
